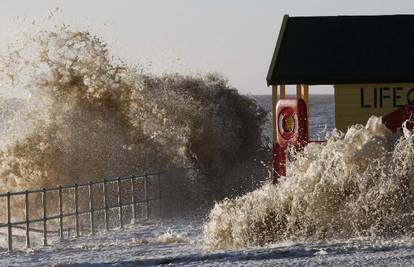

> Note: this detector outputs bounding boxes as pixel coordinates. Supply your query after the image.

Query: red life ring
[275,99,308,148]
[278,107,298,140]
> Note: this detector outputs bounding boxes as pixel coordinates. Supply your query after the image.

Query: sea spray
[203,117,414,249]
[0,25,268,220]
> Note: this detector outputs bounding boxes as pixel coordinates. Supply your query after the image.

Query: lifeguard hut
[267,15,414,182]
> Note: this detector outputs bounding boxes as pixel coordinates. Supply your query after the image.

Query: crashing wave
[203,117,414,248]
[0,25,268,203]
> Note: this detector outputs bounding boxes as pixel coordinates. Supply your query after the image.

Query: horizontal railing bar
[0,197,161,228]
[11,225,73,234]
[11,224,102,235]
[0,171,165,197]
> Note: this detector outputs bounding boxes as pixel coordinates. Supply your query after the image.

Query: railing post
[130,177,136,223]
[89,181,95,235]
[144,174,149,220]
[74,184,80,237]
[7,192,12,252]
[42,188,47,246]
[58,185,64,240]
[158,173,161,218]
[117,177,123,229]
[25,190,30,248]
[103,179,109,231]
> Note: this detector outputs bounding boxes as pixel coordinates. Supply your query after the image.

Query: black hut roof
[267,14,414,85]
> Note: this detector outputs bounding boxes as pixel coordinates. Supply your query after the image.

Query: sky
[2,0,414,95]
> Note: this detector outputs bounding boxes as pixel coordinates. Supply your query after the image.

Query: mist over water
[0,25,269,203]
[204,117,414,249]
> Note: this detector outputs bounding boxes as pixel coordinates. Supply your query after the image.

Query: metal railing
[0,172,164,252]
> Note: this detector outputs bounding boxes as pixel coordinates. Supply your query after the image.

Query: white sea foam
[203,117,414,248]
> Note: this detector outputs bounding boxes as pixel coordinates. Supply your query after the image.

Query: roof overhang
[267,14,414,86]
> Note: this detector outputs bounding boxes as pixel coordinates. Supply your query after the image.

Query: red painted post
[272,143,286,181]
[272,99,309,184]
